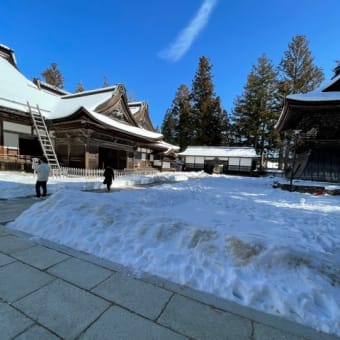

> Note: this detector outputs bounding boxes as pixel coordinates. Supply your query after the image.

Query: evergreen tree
[41,62,64,88]
[161,108,178,145]
[161,84,192,148]
[74,81,85,93]
[277,35,324,169]
[191,56,228,145]
[278,35,324,99]
[232,54,281,165]
[176,84,193,150]
[103,76,109,87]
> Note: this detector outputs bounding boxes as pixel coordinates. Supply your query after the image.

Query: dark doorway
[99,147,127,169]
[19,137,42,156]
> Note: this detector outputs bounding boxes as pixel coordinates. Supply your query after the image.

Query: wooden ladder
[28,102,61,171]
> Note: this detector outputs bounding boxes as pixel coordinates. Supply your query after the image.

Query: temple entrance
[99,147,127,169]
[19,137,42,156]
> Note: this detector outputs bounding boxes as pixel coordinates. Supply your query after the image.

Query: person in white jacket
[35,156,50,197]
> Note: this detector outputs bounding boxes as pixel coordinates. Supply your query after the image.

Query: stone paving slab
[14,279,110,339]
[158,293,252,340]
[253,322,305,340]
[92,271,173,320]
[144,270,339,340]
[0,224,11,236]
[80,305,187,340]
[0,197,37,224]
[14,324,60,340]
[0,302,34,340]
[47,257,113,290]
[0,253,16,266]
[0,261,54,302]
[12,245,70,270]
[0,234,35,254]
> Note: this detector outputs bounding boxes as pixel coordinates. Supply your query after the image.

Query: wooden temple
[0,44,178,171]
[276,64,340,182]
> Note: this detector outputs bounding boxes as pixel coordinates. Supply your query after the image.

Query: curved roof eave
[274,101,289,132]
[53,106,163,142]
[275,95,340,132]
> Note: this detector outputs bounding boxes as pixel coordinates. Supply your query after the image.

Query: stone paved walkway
[0,197,339,339]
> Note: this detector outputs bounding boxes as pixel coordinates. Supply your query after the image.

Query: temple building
[178,146,259,174]
[275,64,340,182]
[0,44,178,171]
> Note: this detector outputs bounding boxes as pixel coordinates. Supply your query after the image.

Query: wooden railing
[51,167,159,178]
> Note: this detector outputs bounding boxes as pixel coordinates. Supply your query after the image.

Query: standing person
[35,156,50,198]
[103,166,114,191]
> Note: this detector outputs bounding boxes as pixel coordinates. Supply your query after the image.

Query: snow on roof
[286,75,340,102]
[34,79,70,95]
[0,57,59,113]
[0,43,12,50]
[320,74,340,91]
[287,91,340,102]
[153,140,180,152]
[0,44,17,66]
[46,88,117,119]
[129,106,140,114]
[89,110,163,140]
[128,101,143,106]
[128,101,145,115]
[0,51,166,141]
[178,146,259,158]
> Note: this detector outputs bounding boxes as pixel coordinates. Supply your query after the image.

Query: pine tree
[278,35,324,99]
[232,54,281,165]
[103,76,109,87]
[161,108,178,145]
[191,56,228,145]
[176,84,193,150]
[161,84,192,148]
[277,35,324,169]
[74,81,85,93]
[41,62,64,88]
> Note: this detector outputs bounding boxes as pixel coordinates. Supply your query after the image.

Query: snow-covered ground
[1,171,340,336]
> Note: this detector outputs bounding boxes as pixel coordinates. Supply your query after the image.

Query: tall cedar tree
[74,81,85,93]
[161,108,178,145]
[232,54,281,164]
[176,85,193,150]
[191,56,229,145]
[41,63,64,89]
[277,35,324,168]
[103,76,110,87]
[278,35,324,100]
[161,84,192,148]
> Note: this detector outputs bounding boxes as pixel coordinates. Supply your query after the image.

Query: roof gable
[94,85,139,127]
[128,101,156,132]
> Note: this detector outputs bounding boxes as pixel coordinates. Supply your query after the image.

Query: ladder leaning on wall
[27,102,61,171]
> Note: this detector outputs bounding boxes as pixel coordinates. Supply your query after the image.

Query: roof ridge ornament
[332,60,340,79]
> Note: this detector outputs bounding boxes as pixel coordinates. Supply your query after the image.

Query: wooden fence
[51,167,159,178]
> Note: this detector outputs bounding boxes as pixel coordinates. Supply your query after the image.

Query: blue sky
[2,0,340,128]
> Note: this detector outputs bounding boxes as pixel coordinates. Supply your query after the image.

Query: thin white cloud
[159,0,218,62]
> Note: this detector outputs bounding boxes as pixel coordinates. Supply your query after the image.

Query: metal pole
[289,130,300,192]
[289,144,297,191]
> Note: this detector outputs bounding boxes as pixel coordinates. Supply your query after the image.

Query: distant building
[178,146,259,174]
[0,44,178,171]
[276,64,340,182]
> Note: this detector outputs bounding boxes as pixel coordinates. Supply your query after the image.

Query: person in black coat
[103,166,114,191]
